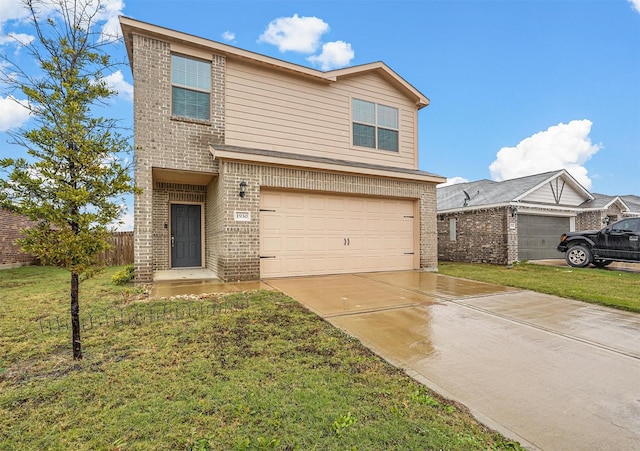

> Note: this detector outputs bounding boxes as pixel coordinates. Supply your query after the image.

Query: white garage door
[260,190,416,278]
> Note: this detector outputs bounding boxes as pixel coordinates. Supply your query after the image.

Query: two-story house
[120,17,445,282]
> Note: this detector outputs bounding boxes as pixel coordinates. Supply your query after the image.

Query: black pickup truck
[557,217,640,268]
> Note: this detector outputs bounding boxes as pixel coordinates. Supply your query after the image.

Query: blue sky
[1,0,639,230]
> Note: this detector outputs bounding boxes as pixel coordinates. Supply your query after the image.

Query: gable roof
[621,195,640,214]
[584,194,640,216]
[437,169,593,211]
[327,62,429,107]
[581,194,629,210]
[119,16,429,109]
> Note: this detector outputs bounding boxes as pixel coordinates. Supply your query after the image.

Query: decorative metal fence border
[38,297,250,334]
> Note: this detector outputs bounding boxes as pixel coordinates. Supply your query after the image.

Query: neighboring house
[0,207,38,269]
[120,17,445,282]
[437,169,638,264]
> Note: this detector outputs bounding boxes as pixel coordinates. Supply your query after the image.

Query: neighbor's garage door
[260,190,416,278]
[518,214,570,260]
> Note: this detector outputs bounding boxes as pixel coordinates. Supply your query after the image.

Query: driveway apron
[266,271,640,451]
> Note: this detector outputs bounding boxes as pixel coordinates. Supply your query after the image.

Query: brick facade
[142,158,438,282]
[576,203,625,231]
[130,29,440,282]
[0,208,38,268]
[132,34,224,282]
[437,208,511,265]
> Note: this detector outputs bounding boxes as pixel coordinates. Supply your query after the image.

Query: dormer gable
[517,169,593,207]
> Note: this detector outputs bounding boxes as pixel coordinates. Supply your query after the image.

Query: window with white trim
[352,99,399,152]
[171,54,211,121]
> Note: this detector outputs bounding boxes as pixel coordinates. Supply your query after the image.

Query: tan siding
[225,61,418,169]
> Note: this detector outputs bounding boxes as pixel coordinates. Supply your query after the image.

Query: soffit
[152,168,215,185]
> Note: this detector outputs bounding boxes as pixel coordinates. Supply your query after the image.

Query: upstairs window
[352,99,399,152]
[171,55,211,121]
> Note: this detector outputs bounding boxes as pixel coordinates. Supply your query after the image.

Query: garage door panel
[260,190,416,277]
[307,196,325,211]
[307,257,331,273]
[329,217,345,231]
[308,216,327,230]
[261,237,281,253]
[280,258,307,276]
[347,198,365,212]
[261,192,282,209]
[346,237,364,251]
[383,200,399,214]
[307,236,327,251]
[518,214,570,260]
[365,201,381,214]
[364,237,383,251]
[288,215,305,230]
[260,214,280,231]
[328,198,345,211]
[367,219,381,231]
[284,236,305,252]
[260,258,281,278]
[285,194,305,209]
[395,219,413,233]
[347,217,365,230]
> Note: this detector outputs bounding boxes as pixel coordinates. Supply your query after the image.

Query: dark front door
[171,204,202,268]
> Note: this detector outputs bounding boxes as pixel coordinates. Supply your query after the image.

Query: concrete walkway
[266,271,640,451]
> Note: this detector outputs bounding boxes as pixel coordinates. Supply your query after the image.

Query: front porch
[150,268,270,299]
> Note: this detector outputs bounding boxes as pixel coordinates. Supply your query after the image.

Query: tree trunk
[71,271,83,360]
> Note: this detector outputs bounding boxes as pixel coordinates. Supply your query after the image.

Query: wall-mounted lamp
[239,181,247,198]
[510,206,518,218]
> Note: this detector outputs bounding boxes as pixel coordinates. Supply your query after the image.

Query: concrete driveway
[266,271,640,451]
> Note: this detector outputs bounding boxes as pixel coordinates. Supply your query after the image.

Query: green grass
[438,262,640,313]
[0,266,520,450]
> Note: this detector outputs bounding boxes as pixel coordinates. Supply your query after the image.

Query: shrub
[111,264,135,285]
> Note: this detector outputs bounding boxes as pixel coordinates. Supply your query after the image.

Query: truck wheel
[566,244,592,268]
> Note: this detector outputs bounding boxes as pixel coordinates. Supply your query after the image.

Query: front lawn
[438,262,640,313]
[0,266,520,450]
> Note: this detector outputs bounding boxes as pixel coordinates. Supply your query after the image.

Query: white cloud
[489,119,601,190]
[0,0,33,47]
[112,211,133,231]
[629,0,640,14]
[258,14,329,53]
[0,0,125,45]
[96,0,125,42]
[437,176,470,188]
[104,70,133,101]
[0,95,30,131]
[307,40,354,70]
[222,31,235,42]
[0,32,34,46]
[0,0,31,26]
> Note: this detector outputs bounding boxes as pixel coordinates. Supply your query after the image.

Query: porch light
[239,181,247,198]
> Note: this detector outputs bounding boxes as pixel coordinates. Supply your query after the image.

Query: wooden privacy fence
[97,231,134,266]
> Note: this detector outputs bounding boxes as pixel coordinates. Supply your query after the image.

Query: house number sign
[234,211,251,222]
